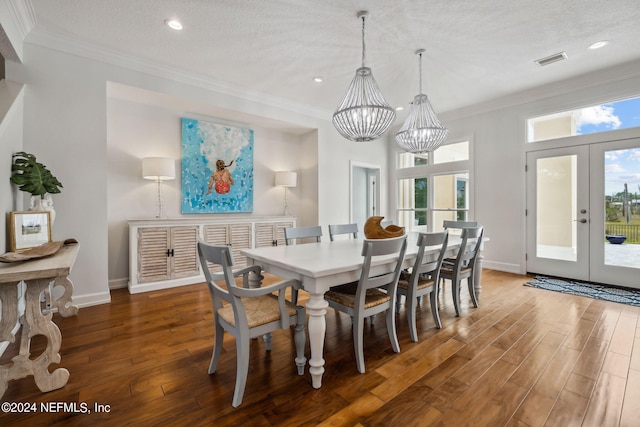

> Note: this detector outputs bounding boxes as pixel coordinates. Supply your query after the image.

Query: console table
[0,243,79,397]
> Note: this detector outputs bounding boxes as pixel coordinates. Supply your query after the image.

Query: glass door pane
[603,147,640,268]
[526,146,589,280]
[536,155,578,262]
[590,139,640,288]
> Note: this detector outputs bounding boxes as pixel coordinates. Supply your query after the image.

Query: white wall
[7,39,391,306]
[107,96,304,284]
[6,32,640,306]
[441,69,640,274]
[0,81,24,251]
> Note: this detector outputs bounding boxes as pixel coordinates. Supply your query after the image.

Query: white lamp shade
[142,157,175,181]
[275,171,297,187]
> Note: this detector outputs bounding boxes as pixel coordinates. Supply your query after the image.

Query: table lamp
[275,171,297,216]
[142,157,175,218]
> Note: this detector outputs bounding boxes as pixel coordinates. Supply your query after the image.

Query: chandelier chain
[419,51,423,95]
[361,15,366,68]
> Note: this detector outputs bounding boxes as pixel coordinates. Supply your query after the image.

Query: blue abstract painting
[181,118,254,213]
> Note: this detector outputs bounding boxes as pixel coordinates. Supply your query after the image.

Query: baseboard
[482,260,523,274]
[109,278,128,290]
[72,291,111,308]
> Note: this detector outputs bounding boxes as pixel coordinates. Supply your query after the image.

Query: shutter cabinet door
[170,226,200,279]
[254,223,276,247]
[203,225,228,245]
[203,225,229,273]
[228,223,252,268]
[275,221,294,246]
[138,227,171,283]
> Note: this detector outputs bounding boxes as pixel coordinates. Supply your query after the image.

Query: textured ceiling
[27,0,640,117]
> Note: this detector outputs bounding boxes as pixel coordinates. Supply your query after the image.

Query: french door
[526,138,640,288]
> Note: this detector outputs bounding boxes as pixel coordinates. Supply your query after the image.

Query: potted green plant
[10,151,63,222]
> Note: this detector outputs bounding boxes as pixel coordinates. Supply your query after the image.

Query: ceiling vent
[534,52,567,67]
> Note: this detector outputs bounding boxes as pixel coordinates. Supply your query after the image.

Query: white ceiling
[26,0,640,118]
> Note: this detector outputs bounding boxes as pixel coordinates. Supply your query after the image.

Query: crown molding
[0,0,36,62]
[25,26,332,121]
[7,0,36,38]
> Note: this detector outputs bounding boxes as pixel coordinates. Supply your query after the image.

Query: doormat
[524,276,640,307]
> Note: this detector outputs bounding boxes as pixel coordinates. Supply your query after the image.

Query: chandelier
[332,11,396,142]
[395,49,448,153]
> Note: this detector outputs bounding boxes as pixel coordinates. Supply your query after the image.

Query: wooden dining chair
[440,226,484,316]
[284,225,323,245]
[324,235,408,373]
[441,220,478,278]
[443,220,478,235]
[396,231,448,341]
[328,223,359,241]
[284,225,323,303]
[197,241,307,407]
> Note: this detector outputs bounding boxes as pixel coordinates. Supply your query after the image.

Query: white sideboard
[128,216,295,294]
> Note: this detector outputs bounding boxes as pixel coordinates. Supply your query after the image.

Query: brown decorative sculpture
[364,216,405,239]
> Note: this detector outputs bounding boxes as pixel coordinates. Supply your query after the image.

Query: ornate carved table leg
[0,282,20,397]
[16,278,70,392]
[305,292,328,389]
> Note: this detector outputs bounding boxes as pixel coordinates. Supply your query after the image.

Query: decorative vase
[30,194,56,225]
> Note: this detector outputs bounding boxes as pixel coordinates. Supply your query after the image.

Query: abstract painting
[181,118,254,213]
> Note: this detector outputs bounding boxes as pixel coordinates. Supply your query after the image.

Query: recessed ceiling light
[395,106,404,111]
[588,40,609,50]
[164,19,183,31]
[313,77,323,83]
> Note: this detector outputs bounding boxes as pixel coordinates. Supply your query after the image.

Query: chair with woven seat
[441,220,478,280]
[440,226,484,317]
[284,225,323,304]
[328,223,359,241]
[197,241,306,407]
[324,235,407,373]
[443,220,478,233]
[284,225,323,245]
[396,231,448,341]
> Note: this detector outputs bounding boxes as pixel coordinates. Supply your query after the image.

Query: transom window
[527,96,640,143]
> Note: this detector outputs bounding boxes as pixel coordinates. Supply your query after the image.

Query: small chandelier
[395,49,448,153]
[333,11,396,142]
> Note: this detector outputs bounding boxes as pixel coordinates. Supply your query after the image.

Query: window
[527,96,640,143]
[394,141,471,232]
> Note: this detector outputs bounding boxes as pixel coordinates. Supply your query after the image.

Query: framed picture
[181,117,254,213]
[9,211,52,252]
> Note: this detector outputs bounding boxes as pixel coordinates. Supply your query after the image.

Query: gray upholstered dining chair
[324,235,407,373]
[197,241,306,407]
[284,225,323,245]
[328,223,359,241]
[440,226,484,317]
[396,231,448,341]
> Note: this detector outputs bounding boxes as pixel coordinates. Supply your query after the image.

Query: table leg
[10,278,70,394]
[305,292,328,389]
[474,248,485,299]
[0,283,20,397]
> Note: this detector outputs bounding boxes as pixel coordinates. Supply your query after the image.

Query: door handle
[574,218,587,223]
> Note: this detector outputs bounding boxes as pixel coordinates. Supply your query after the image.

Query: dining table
[241,232,485,389]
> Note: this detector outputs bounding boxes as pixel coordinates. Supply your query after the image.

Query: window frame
[391,138,474,232]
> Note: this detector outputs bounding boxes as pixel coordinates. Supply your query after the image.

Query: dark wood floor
[1,270,639,426]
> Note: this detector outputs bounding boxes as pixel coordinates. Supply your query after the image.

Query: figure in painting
[206,159,235,195]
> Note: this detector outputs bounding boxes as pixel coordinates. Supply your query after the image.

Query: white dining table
[242,233,484,388]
